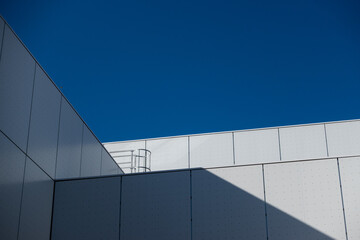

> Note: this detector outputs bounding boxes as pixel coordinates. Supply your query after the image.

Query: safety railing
[109,149,151,173]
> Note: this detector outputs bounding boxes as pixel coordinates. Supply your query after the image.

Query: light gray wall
[339,157,360,240]
[264,159,346,239]
[105,119,360,172]
[53,156,354,240]
[104,140,146,173]
[51,177,121,240]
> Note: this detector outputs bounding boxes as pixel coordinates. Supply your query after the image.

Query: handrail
[109,149,151,173]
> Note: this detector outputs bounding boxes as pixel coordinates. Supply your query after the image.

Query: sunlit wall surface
[105,119,360,173]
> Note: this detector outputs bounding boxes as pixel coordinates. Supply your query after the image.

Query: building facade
[1,16,359,240]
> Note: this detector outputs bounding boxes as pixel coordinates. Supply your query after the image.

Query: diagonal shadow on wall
[51,164,346,240]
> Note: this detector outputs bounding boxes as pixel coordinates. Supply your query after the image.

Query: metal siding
[18,158,53,240]
[121,171,191,240]
[192,166,267,240]
[81,126,101,177]
[190,133,233,168]
[264,159,346,239]
[51,177,120,240]
[55,98,83,179]
[279,124,327,161]
[0,18,4,54]
[104,140,145,152]
[326,121,360,157]
[338,157,360,240]
[234,129,280,165]
[147,137,188,171]
[0,132,26,240]
[27,64,61,178]
[0,25,35,151]
[101,148,119,176]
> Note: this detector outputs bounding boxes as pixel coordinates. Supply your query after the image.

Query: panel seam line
[337,158,349,240]
[262,164,269,240]
[54,97,63,179]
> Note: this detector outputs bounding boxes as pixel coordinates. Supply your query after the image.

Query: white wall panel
[104,140,145,173]
[52,177,121,240]
[326,121,360,157]
[264,159,346,239]
[0,25,35,151]
[192,166,267,240]
[101,148,119,176]
[18,158,53,240]
[279,125,327,161]
[56,99,83,179]
[190,133,233,168]
[147,137,188,171]
[0,132,26,240]
[234,129,280,165]
[27,65,61,178]
[121,171,191,240]
[81,126,101,177]
[338,157,360,240]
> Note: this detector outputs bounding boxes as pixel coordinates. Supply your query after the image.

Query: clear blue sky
[1,0,359,142]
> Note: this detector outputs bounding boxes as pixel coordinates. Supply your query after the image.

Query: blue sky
[1,0,359,142]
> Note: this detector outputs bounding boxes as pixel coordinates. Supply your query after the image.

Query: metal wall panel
[147,137,189,171]
[51,177,121,240]
[326,121,360,157]
[121,171,191,240]
[279,124,328,161]
[190,133,233,168]
[0,25,35,151]
[264,159,346,239]
[56,99,83,179]
[234,129,280,165]
[18,158,53,240]
[192,166,267,240]
[27,64,61,178]
[338,157,360,240]
[104,140,145,173]
[0,18,4,54]
[0,132,26,240]
[101,148,119,176]
[104,140,146,152]
[81,126,101,177]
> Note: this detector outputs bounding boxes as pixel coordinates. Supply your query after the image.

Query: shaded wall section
[52,156,358,240]
[0,15,121,240]
[51,177,121,240]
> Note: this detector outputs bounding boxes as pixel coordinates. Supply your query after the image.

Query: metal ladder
[109,149,151,173]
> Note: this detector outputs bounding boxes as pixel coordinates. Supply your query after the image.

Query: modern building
[0,16,359,240]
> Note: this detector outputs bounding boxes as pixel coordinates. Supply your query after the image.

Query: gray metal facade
[1,15,360,240]
[51,156,359,240]
[0,16,122,240]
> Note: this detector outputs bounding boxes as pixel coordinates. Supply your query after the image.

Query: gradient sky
[1,0,359,142]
